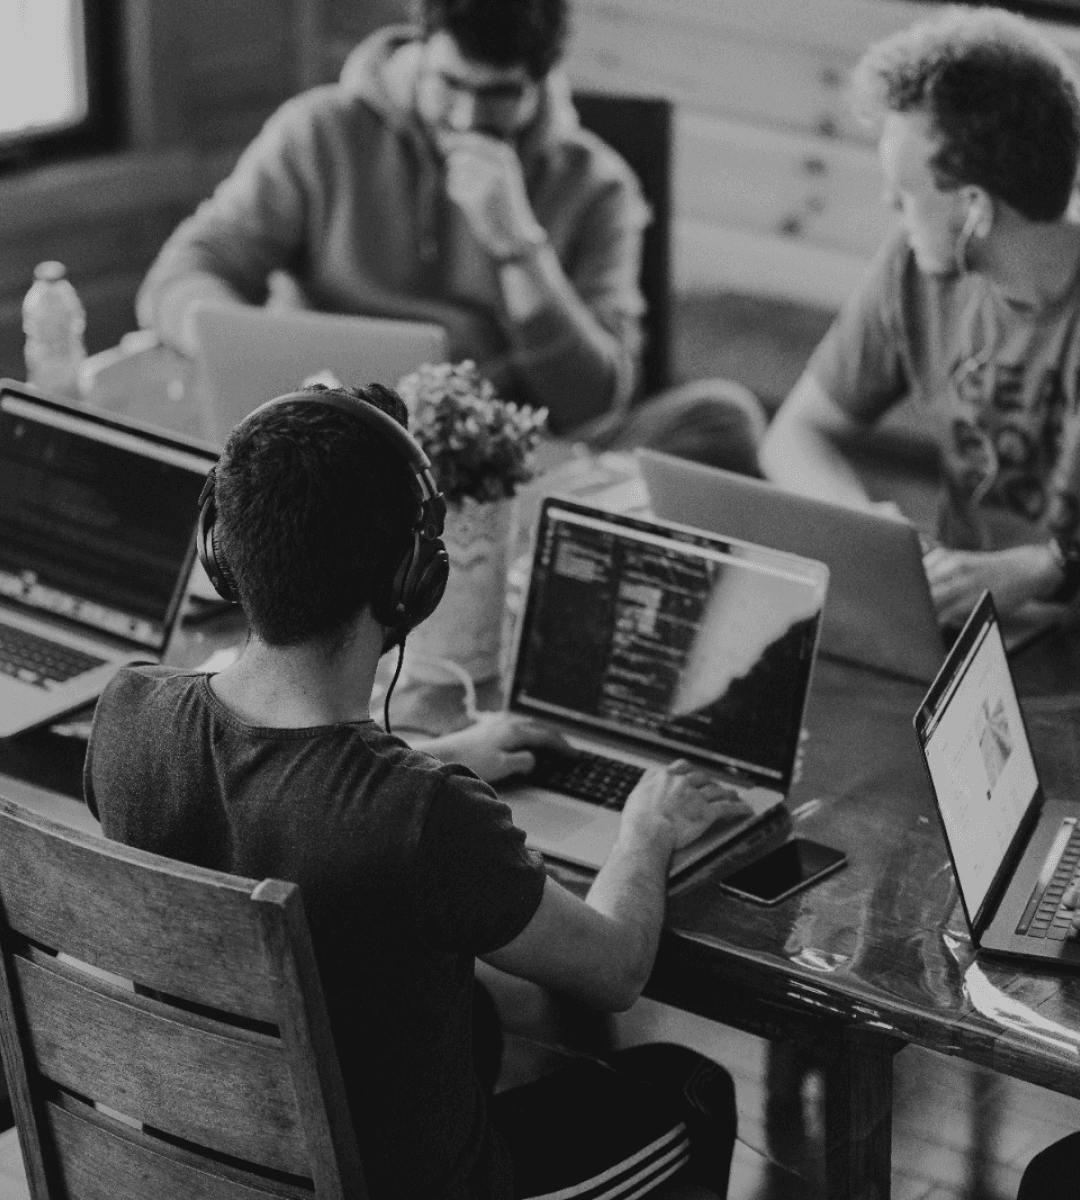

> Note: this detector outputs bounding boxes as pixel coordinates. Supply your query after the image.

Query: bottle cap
[33,261,66,282]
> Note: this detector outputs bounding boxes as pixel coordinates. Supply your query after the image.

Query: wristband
[1047,534,1080,602]
[492,225,549,266]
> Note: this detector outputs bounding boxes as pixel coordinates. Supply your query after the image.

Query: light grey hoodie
[137,27,649,428]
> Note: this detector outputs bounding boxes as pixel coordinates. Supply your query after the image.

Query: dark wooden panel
[0,799,279,1023]
[44,1095,312,1200]
[174,0,309,145]
[15,954,307,1175]
[324,0,411,41]
[0,212,186,298]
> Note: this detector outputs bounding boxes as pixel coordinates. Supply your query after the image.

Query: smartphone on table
[717,838,847,905]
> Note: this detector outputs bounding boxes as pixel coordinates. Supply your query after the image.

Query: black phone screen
[717,838,847,904]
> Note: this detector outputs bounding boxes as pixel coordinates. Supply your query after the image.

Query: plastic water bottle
[22,261,87,399]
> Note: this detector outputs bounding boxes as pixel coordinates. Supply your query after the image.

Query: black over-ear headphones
[196,389,449,645]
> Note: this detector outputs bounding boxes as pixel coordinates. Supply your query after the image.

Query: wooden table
[3,419,1080,1199]
[393,628,1080,1200]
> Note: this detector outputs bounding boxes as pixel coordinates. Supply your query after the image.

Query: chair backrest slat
[573,91,673,401]
[0,796,368,1200]
[15,951,309,1174]
[0,800,277,1022]
[43,1094,313,1200]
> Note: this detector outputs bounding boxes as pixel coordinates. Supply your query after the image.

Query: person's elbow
[482,882,655,1012]
[760,374,844,482]
[567,917,658,1012]
[602,956,652,1012]
[759,404,801,483]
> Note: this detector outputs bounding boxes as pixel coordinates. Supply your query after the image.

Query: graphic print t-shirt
[808,228,1080,552]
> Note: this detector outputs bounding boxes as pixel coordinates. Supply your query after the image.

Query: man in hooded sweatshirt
[135,0,764,470]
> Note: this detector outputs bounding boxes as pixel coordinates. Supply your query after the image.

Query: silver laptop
[0,382,217,737]
[915,592,1080,967]
[639,448,944,683]
[190,303,448,445]
[499,497,830,877]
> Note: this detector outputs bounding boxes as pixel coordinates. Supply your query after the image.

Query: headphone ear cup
[212,525,241,604]
[405,540,450,629]
[196,489,239,604]
[374,535,449,636]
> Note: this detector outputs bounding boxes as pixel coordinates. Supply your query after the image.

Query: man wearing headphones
[760,7,1080,627]
[83,384,740,1199]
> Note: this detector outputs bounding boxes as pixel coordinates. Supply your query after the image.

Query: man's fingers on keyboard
[502,750,536,776]
[515,719,572,750]
[1063,881,1080,910]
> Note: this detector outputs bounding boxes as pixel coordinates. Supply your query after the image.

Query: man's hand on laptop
[1062,879,1080,938]
[414,714,572,783]
[622,760,745,853]
[924,544,1064,626]
[870,499,907,522]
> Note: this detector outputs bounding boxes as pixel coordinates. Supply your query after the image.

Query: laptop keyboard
[1016,820,1080,941]
[0,622,106,689]
[530,749,645,811]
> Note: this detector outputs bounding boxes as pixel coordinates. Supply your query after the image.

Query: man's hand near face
[441,131,548,261]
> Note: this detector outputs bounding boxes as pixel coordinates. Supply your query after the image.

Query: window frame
[0,0,123,172]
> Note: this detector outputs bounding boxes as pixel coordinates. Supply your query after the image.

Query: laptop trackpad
[508,789,598,843]
[504,786,625,872]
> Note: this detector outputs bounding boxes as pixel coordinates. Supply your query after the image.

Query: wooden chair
[573,92,674,402]
[0,795,366,1200]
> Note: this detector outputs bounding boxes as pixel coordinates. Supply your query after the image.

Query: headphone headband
[196,387,449,640]
[243,388,432,470]
[240,389,445,535]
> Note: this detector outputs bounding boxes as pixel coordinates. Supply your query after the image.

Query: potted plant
[396,360,547,681]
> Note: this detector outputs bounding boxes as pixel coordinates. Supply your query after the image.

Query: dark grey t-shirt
[84,665,547,1200]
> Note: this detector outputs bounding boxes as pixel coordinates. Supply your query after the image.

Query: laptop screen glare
[0,394,213,649]
[511,504,826,783]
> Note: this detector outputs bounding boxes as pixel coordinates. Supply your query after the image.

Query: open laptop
[915,591,1080,967]
[498,497,829,877]
[190,303,448,445]
[0,381,218,738]
[639,448,944,683]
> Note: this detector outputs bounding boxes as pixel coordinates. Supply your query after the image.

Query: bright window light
[0,0,88,144]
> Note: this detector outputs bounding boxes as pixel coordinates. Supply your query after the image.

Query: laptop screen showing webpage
[916,601,1040,925]
[0,391,215,651]
[509,500,827,788]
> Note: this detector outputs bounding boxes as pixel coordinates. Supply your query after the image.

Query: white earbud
[960,205,982,242]
[955,204,986,274]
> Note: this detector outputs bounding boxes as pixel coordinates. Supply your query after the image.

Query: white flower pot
[403,495,516,683]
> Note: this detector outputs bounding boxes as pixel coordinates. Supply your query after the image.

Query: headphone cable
[383,639,407,735]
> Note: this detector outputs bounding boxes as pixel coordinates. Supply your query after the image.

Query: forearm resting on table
[500,246,630,429]
[483,818,674,1012]
[1006,542,1067,605]
[760,374,874,509]
[140,272,247,358]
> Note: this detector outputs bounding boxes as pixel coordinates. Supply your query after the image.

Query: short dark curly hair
[419,0,569,79]
[850,6,1080,221]
[214,384,416,648]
